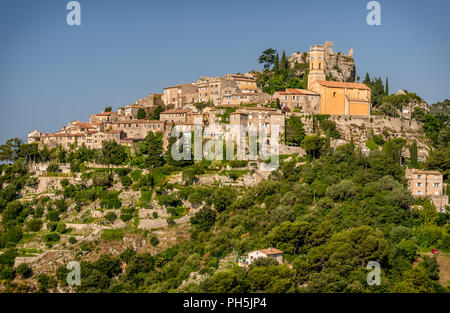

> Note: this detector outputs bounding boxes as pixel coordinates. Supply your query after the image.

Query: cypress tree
[409,141,419,168]
[281,50,287,70]
[385,77,389,96]
[274,53,280,74]
[363,73,371,85]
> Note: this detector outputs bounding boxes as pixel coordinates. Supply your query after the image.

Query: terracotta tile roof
[112,119,164,124]
[161,108,192,114]
[96,112,114,116]
[406,169,443,175]
[315,81,371,90]
[280,89,319,96]
[76,122,96,129]
[258,248,283,255]
[242,106,277,111]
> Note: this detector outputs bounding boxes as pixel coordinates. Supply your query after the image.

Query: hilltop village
[1,41,449,294]
[28,42,373,151]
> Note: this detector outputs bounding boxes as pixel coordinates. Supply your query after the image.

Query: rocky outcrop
[288,41,356,82]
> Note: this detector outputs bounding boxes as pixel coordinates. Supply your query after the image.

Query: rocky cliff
[288,41,357,82]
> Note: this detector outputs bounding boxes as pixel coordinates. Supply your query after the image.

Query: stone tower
[307,45,326,90]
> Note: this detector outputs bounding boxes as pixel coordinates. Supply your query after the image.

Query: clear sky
[0,0,449,144]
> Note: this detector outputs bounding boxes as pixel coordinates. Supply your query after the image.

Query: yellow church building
[307,44,371,116]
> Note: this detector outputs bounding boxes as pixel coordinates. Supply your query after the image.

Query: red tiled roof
[258,248,283,255]
[112,119,164,124]
[279,89,319,96]
[406,169,443,175]
[96,112,114,116]
[161,108,191,114]
[76,122,96,129]
[315,81,371,90]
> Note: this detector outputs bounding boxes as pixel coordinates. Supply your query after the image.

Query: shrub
[56,223,66,233]
[47,163,59,173]
[46,222,58,232]
[69,237,77,244]
[46,211,60,222]
[101,229,123,241]
[325,180,356,201]
[16,263,33,278]
[105,212,118,224]
[150,235,159,247]
[120,213,132,222]
[152,212,158,219]
[54,199,68,212]
[26,219,43,232]
[120,175,132,188]
[44,233,61,244]
[0,267,15,280]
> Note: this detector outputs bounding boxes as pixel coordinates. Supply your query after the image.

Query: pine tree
[385,77,389,96]
[273,53,280,74]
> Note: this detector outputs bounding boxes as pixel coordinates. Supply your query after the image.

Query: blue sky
[0,0,449,144]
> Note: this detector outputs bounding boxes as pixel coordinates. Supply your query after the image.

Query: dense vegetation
[36,142,448,293]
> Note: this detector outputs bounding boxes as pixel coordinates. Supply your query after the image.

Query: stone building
[109,120,167,140]
[238,248,283,267]
[159,108,192,124]
[195,74,260,106]
[304,43,371,116]
[42,130,123,150]
[222,91,271,106]
[163,83,197,109]
[89,112,119,124]
[405,169,449,212]
[230,107,285,135]
[273,88,320,113]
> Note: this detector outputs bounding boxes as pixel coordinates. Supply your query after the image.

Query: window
[417,175,422,179]
[333,92,336,97]
[417,191,422,195]
[416,182,422,187]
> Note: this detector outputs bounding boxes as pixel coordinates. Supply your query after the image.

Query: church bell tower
[307,45,326,90]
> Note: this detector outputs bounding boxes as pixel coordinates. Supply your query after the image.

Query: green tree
[273,53,280,74]
[151,105,164,120]
[409,141,419,168]
[145,132,165,168]
[258,48,277,70]
[190,207,216,232]
[137,108,146,120]
[285,116,306,146]
[281,50,288,70]
[101,140,127,166]
[385,77,389,96]
[104,107,112,112]
[301,135,326,159]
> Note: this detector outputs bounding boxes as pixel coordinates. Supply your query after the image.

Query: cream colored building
[406,169,449,211]
[159,108,192,124]
[163,83,197,109]
[238,248,283,267]
[109,120,167,140]
[89,112,119,124]
[273,88,320,113]
[230,106,285,135]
